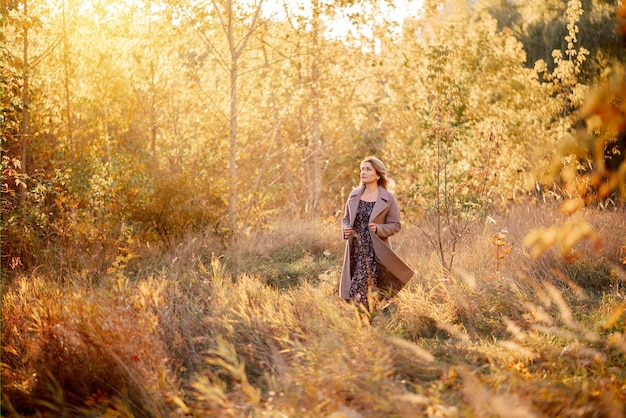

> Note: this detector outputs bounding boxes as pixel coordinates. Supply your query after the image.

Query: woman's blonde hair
[360,156,388,189]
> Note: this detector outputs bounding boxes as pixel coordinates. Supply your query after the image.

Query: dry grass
[2,203,625,417]
[1,276,176,417]
[223,217,343,289]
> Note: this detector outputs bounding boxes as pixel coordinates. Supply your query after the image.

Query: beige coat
[339,186,414,299]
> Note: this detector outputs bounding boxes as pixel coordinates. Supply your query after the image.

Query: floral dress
[348,200,378,309]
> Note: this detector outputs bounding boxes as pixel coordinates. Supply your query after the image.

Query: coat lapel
[347,186,364,226]
[348,186,392,224]
[369,187,391,222]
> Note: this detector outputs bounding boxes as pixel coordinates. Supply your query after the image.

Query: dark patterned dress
[348,200,379,309]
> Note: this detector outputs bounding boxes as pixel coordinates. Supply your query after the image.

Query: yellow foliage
[561,197,584,214]
[524,214,600,259]
[526,7,625,259]
[524,54,626,257]
[603,303,626,330]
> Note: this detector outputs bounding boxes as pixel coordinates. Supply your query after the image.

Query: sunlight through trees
[1,1,625,413]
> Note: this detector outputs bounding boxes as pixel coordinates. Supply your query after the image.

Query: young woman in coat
[340,156,414,310]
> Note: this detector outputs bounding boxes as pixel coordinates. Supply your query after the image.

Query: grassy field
[2,203,625,417]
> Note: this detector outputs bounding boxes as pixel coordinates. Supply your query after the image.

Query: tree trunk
[62,0,73,152]
[307,0,322,214]
[229,55,238,226]
[150,60,158,163]
[148,0,158,169]
[19,0,30,205]
[223,0,263,227]
[227,0,238,226]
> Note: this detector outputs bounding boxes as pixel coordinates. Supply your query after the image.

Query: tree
[524,2,626,259]
[168,0,270,229]
[18,0,31,204]
[2,0,30,269]
[274,0,399,214]
[489,0,625,82]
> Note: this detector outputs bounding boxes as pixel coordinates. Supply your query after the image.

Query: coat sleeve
[375,194,401,239]
[342,198,351,239]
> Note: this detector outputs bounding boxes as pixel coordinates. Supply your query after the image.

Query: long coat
[339,186,414,300]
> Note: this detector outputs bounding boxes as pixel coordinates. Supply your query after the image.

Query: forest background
[2,0,626,416]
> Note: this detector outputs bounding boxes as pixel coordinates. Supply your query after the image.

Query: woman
[340,156,414,309]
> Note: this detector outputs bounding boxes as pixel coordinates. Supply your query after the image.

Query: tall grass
[2,203,625,417]
[1,276,175,417]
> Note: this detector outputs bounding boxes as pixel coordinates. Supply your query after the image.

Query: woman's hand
[343,226,353,239]
[369,223,377,233]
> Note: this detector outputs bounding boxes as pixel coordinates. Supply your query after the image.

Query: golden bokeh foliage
[525,1,626,260]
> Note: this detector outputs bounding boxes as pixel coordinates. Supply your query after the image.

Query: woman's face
[360,162,378,185]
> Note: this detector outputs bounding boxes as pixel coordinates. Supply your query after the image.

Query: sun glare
[261,0,424,41]
[73,0,423,40]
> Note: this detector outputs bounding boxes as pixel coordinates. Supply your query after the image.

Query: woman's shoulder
[379,187,396,200]
[348,186,365,197]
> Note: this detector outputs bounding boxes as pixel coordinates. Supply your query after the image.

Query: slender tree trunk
[229,56,238,225]
[435,110,445,270]
[19,0,30,205]
[148,0,158,169]
[168,92,183,173]
[150,60,158,160]
[227,0,238,226]
[62,0,73,152]
[278,129,297,213]
[307,0,322,214]
[222,0,263,227]
[310,55,321,212]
